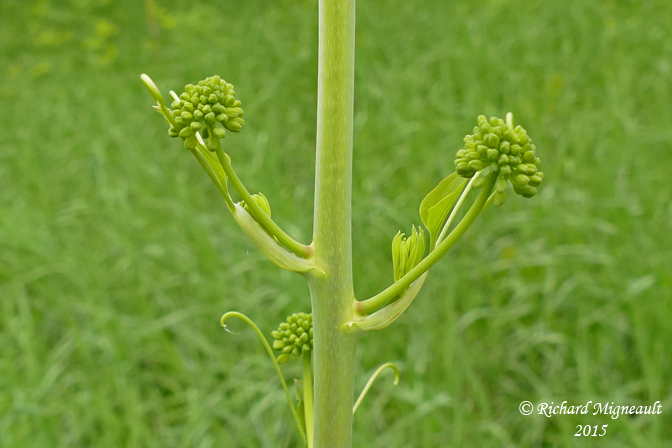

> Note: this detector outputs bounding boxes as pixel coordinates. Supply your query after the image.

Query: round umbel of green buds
[392,225,426,282]
[454,113,543,206]
[271,313,313,364]
[168,75,245,151]
[241,193,271,217]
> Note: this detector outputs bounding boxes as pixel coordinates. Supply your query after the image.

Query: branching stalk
[142,4,544,446]
[213,146,313,258]
[357,172,497,315]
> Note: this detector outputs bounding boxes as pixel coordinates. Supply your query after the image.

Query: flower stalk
[140,0,543,443]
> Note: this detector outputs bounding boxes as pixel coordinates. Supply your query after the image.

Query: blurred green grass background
[1,0,671,446]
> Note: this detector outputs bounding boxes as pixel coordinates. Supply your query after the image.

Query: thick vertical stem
[308,0,358,446]
[303,352,314,448]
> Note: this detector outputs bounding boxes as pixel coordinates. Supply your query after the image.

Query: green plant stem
[213,146,313,258]
[306,0,358,446]
[303,351,314,448]
[436,171,480,245]
[357,172,497,315]
[352,363,400,415]
[189,148,235,210]
[483,190,496,210]
[220,312,307,444]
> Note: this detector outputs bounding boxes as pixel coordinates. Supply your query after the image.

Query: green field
[1,0,671,446]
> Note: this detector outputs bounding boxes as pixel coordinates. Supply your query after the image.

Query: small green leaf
[419,172,466,248]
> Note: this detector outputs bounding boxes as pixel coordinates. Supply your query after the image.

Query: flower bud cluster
[454,115,543,205]
[392,226,426,282]
[241,193,272,218]
[168,75,245,151]
[271,312,313,364]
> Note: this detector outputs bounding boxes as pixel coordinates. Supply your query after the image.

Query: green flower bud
[392,225,426,282]
[468,160,483,171]
[178,126,194,138]
[271,312,313,363]
[241,193,272,217]
[225,117,245,133]
[514,174,530,186]
[184,136,197,150]
[484,133,499,148]
[453,113,542,203]
[528,172,544,187]
[456,162,470,177]
[496,176,508,193]
[145,74,246,150]
[212,127,227,139]
[206,132,220,151]
[513,184,537,198]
